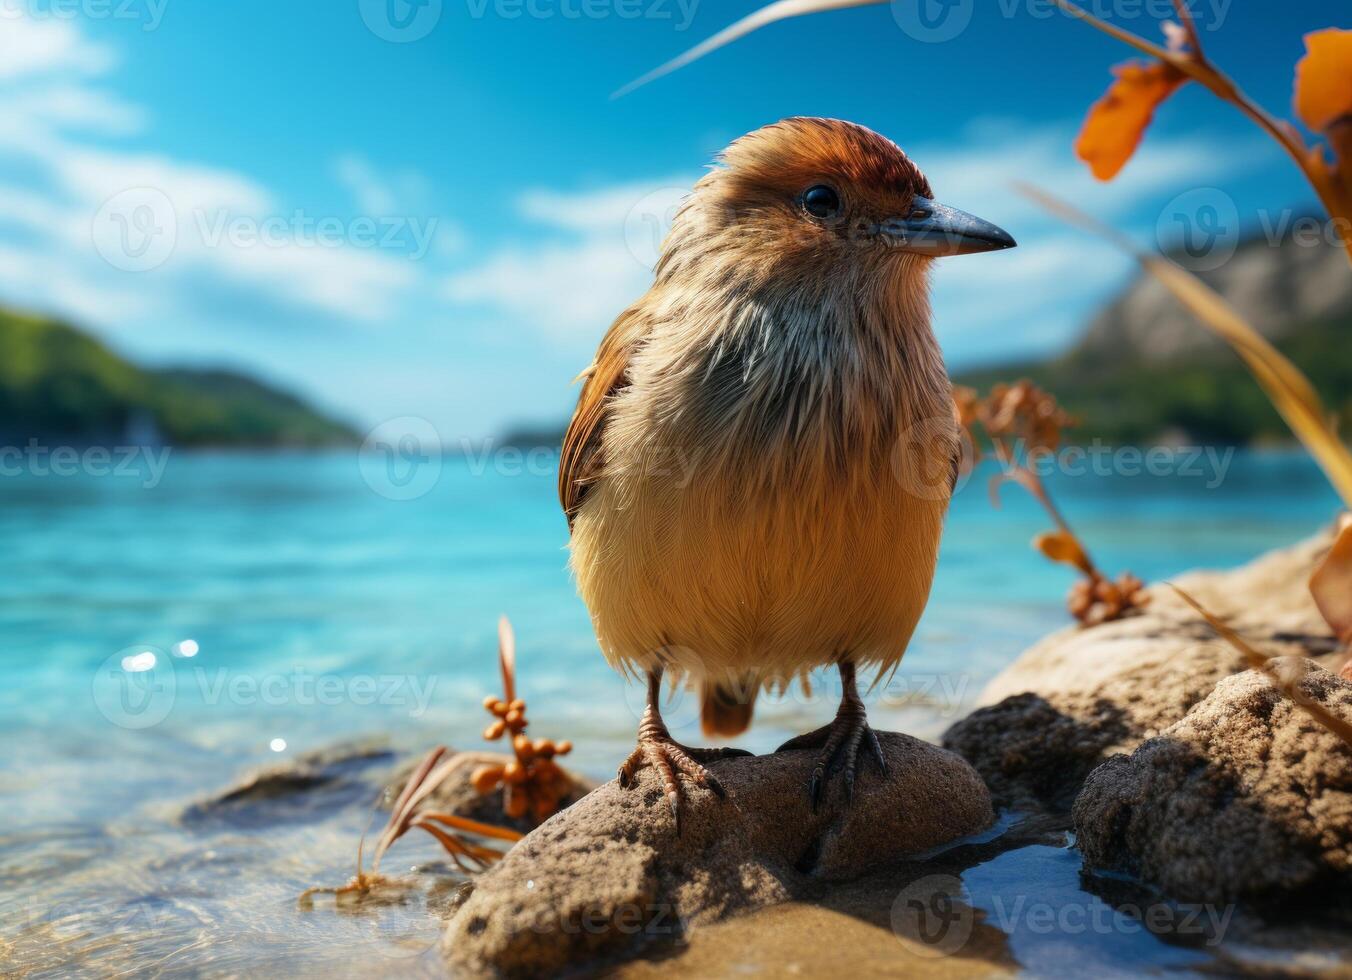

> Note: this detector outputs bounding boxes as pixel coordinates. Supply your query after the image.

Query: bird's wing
[559,307,646,528]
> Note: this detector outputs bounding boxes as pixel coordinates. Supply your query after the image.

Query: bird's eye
[801,185,841,219]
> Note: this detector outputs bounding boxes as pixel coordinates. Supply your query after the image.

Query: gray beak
[879,197,1017,256]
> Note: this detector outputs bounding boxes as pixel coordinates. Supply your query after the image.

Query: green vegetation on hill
[954,313,1352,446]
[0,307,357,447]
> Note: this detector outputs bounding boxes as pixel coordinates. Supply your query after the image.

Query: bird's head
[660,117,1015,288]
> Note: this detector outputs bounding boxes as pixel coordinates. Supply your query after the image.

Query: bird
[558,117,1016,824]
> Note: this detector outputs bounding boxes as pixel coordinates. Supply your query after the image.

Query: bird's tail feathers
[700,675,757,737]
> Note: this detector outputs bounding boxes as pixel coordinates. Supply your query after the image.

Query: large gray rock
[1075,233,1352,365]
[441,732,994,977]
[1074,659,1352,904]
[943,528,1342,810]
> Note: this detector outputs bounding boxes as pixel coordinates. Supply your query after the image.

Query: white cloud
[446,238,646,339]
[443,175,693,341]
[4,84,144,135]
[334,153,398,216]
[517,177,691,235]
[0,12,428,328]
[0,14,114,80]
[443,122,1259,367]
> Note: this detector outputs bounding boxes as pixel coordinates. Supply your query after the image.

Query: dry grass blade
[1171,584,1352,746]
[498,615,516,704]
[1016,182,1352,509]
[371,745,447,874]
[1310,520,1352,645]
[415,812,525,844]
[612,0,882,97]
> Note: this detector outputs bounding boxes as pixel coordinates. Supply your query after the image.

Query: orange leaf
[1311,519,1352,643]
[1294,28,1352,133]
[1075,60,1186,181]
[1033,529,1095,577]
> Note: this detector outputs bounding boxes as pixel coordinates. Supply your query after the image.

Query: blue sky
[0,1,1343,439]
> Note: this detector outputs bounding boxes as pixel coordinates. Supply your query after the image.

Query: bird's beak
[878,198,1017,256]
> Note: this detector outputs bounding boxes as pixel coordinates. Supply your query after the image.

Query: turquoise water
[0,449,1340,974]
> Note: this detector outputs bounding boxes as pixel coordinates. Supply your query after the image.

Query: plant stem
[1051,0,1352,265]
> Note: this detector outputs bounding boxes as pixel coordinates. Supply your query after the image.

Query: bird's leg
[617,667,751,831]
[775,660,887,811]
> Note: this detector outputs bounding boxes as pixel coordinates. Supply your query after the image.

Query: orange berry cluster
[1068,571,1150,626]
[471,695,574,822]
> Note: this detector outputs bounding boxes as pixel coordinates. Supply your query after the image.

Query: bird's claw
[616,734,739,833]
[778,714,884,812]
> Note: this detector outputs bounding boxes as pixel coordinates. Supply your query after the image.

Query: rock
[181,737,396,826]
[1075,233,1352,366]
[184,739,593,834]
[943,528,1343,810]
[441,732,993,977]
[1074,659,1352,904]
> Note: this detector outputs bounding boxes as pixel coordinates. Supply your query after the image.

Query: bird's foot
[776,710,887,812]
[617,734,750,833]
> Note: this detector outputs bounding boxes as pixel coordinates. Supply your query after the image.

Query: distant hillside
[0,307,357,447]
[954,232,1352,446]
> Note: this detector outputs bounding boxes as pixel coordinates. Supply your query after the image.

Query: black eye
[802,185,840,219]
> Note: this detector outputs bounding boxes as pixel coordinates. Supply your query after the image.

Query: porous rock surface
[441,732,993,977]
[943,528,1342,810]
[1074,659,1352,904]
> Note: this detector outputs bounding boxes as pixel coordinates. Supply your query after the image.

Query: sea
[0,448,1341,976]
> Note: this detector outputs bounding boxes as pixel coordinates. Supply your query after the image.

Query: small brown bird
[559,118,1015,821]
